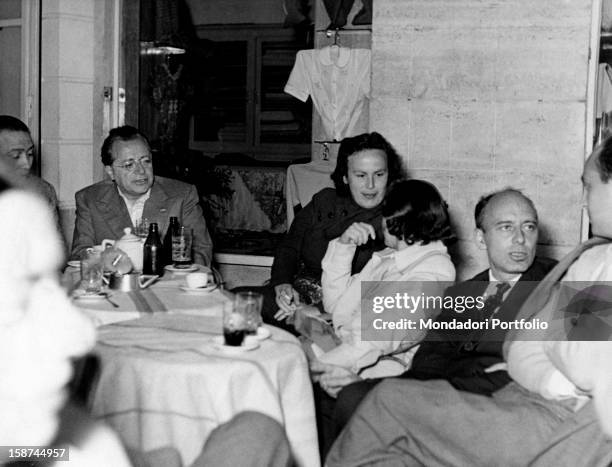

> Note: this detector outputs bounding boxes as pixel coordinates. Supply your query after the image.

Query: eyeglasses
[113,156,153,172]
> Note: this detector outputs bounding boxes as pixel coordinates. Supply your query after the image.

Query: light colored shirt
[117,188,150,228]
[488,271,521,285]
[507,244,612,409]
[284,47,371,141]
[320,239,455,375]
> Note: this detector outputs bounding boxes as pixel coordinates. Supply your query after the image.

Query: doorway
[0,0,40,170]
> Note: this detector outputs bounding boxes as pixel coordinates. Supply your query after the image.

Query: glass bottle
[163,216,180,265]
[143,223,163,275]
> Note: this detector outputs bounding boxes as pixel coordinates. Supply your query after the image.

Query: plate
[165,264,198,273]
[179,284,217,294]
[72,290,109,300]
[67,260,81,269]
[253,326,271,340]
[210,335,259,353]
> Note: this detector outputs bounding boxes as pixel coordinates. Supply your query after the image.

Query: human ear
[104,165,115,181]
[475,228,487,251]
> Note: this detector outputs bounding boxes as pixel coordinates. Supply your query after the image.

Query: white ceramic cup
[186,272,210,288]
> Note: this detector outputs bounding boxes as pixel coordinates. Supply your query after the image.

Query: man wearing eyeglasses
[70,126,212,265]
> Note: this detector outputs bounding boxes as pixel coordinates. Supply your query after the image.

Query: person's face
[0,130,34,177]
[343,149,388,209]
[0,192,95,449]
[582,153,612,238]
[104,137,154,200]
[475,192,538,281]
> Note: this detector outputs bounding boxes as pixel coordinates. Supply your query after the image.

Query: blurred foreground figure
[0,179,131,465]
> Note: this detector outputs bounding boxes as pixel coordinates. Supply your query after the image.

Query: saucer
[72,290,109,300]
[165,264,198,273]
[210,335,259,353]
[67,260,81,269]
[253,326,271,340]
[179,284,217,294]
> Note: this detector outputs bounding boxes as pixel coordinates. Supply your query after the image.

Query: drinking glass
[80,248,103,294]
[234,291,263,335]
[222,303,247,346]
[172,226,193,267]
[134,218,150,239]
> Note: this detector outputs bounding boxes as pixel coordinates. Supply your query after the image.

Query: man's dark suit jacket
[71,177,213,265]
[403,256,557,395]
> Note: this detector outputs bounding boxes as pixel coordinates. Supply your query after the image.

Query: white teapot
[102,227,144,272]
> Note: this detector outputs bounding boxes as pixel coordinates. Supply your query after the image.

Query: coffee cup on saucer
[186,272,210,289]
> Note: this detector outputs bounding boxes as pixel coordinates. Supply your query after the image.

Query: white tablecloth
[69,268,231,327]
[84,287,320,467]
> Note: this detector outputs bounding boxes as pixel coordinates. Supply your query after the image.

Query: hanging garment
[352,0,372,25]
[283,0,314,27]
[596,63,612,116]
[322,0,372,29]
[284,47,371,141]
[322,0,354,29]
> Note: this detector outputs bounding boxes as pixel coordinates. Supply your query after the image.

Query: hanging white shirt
[284,46,371,141]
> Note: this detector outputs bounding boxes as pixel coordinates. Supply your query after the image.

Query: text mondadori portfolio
[371,317,549,331]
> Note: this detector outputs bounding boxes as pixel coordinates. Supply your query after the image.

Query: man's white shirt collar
[488,271,521,284]
[117,187,151,227]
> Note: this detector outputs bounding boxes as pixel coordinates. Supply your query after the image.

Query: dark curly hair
[330,132,405,197]
[382,179,453,245]
[101,125,151,166]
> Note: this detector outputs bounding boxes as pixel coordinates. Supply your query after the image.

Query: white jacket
[320,239,455,376]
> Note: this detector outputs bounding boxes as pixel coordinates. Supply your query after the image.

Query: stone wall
[370,0,595,279]
[41,0,115,248]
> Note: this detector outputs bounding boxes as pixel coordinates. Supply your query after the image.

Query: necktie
[479,282,511,321]
[462,282,511,352]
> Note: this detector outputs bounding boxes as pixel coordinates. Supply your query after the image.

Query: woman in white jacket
[311,179,456,396]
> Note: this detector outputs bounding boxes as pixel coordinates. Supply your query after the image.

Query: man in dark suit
[0,116,63,242]
[70,126,212,265]
[319,188,556,456]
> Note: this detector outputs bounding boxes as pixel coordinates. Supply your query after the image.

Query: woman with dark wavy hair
[265,132,405,329]
[311,179,455,390]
